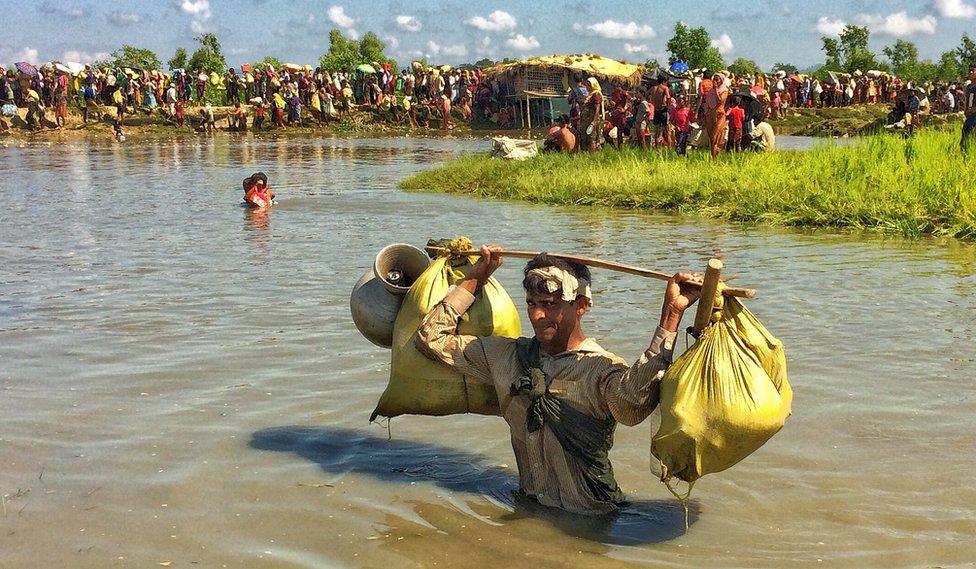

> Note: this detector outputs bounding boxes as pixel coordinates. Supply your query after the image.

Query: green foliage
[772,62,799,75]
[666,23,724,72]
[358,32,386,64]
[821,37,842,71]
[956,34,976,69]
[168,47,188,71]
[401,130,976,241]
[110,45,162,70]
[187,33,228,75]
[839,25,880,73]
[883,40,918,77]
[644,58,661,70]
[320,29,363,71]
[937,50,962,81]
[727,58,760,77]
[251,56,283,72]
[319,29,395,72]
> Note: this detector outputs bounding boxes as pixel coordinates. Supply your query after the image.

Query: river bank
[401,129,976,241]
[2,102,964,143]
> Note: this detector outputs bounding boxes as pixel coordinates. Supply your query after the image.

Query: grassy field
[401,129,976,240]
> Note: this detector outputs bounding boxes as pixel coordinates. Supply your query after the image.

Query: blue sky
[2,1,974,69]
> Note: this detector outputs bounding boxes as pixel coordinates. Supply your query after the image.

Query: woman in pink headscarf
[702,73,730,158]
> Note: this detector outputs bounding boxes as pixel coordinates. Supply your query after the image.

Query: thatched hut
[484,53,643,128]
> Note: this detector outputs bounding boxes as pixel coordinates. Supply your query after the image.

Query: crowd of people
[1,57,973,150]
[540,62,976,156]
[0,61,486,133]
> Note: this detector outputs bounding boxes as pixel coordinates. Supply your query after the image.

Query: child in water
[113,120,125,143]
[242,172,275,208]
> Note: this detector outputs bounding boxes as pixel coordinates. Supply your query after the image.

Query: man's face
[970,67,976,81]
[525,291,585,347]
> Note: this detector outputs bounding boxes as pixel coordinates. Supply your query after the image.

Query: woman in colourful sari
[578,77,604,152]
[702,73,729,158]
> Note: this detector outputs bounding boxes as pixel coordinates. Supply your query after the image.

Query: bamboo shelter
[484,54,643,129]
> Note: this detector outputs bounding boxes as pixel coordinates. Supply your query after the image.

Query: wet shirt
[415,286,676,514]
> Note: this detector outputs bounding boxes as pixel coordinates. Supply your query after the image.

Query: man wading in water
[416,246,701,514]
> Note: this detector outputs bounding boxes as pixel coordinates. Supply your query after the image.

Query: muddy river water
[1,136,974,568]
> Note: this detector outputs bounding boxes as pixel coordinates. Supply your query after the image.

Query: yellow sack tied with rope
[652,291,792,491]
[371,238,522,420]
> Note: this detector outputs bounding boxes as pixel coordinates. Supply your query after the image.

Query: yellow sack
[652,295,792,487]
[370,239,521,419]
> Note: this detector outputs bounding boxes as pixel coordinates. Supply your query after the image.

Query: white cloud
[466,10,517,32]
[933,0,976,19]
[711,33,734,55]
[63,50,110,64]
[384,35,400,50]
[855,12,937,36]
[815,16,847,37]
[572,20,655,40]
[623,43,649,54]
[15,48,40,64]
[179,0,212,33]
[347,29,359,40]
[327,5,356,28]
[107,11,141,26]
[506,34,540,51]
[395,15,422,32]
[426,40,468,58]
[475,36,495,57]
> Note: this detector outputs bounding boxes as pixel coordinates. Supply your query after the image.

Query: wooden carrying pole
[693,258,724,334]
[424,247,756,299]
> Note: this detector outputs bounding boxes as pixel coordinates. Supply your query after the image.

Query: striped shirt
[415,286,676,514]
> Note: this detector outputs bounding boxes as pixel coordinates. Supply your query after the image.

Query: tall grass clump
[401,130,976,240]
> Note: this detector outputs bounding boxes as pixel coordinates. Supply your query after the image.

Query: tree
[320,29,362,71]
[643,58,661,70]
[936,50,962,81]
[821,37,842,71]
[727,57,760,77]
[665,23,724,72]
[955,34,976,69]
[359,32,386,64]
[882,40,919,78]
[168,47,187,71]
[110,45,162,70]
[838,25,880,72]
[187,33,227,74]
[251,56,283,72]
[772,62,799,75]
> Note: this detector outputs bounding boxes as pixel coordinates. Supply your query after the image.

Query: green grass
[400,129,976,241]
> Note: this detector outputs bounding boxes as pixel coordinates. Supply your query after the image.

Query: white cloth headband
[527,266,591,302]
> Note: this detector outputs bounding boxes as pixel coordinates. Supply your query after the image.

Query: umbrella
[15,61,38,76]
[241,64,252,73]
[356,63,376,74]
[669,61,689,73]
[283,63,303,72]
[54,63,72,73]
[896,88,922,104]
[440,64,452,73]
[733,90,764,119]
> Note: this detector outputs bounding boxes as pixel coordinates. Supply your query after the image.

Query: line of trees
[70,24,976,87]
[820,26,975,82]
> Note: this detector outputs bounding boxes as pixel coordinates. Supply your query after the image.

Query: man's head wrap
[525,266,592,302]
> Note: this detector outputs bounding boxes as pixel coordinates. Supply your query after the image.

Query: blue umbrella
[669,61,689,73]
[15,61,38,76]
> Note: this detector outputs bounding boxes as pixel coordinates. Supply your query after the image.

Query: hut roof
[487,53,643,87]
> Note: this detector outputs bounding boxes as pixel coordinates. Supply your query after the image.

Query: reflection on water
[1,136,974,569]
